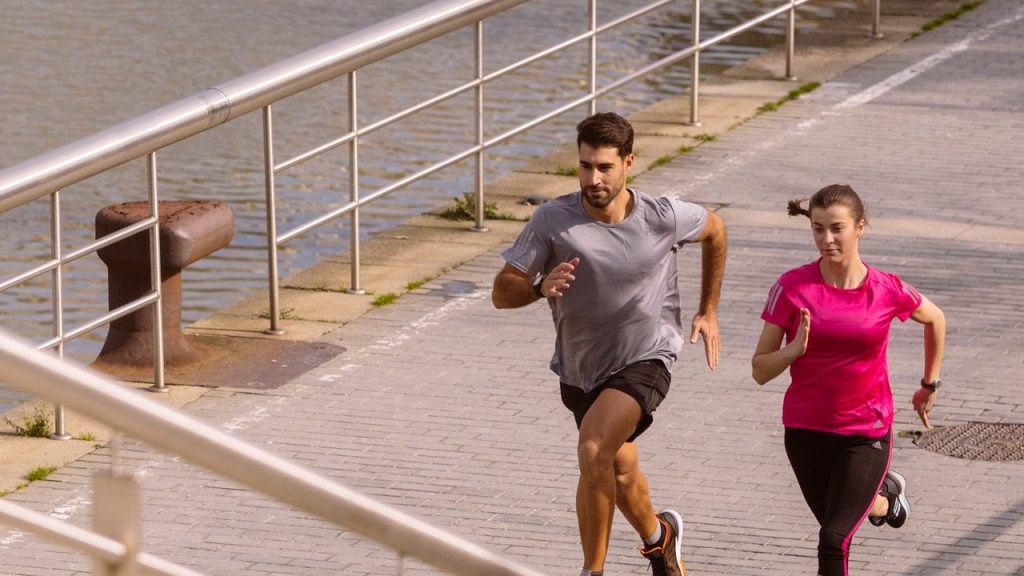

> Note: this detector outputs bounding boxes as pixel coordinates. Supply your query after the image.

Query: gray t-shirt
[501,188,707,391]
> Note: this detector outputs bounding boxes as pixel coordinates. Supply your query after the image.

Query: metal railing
[0,328,549,576]
[0,0,884,431]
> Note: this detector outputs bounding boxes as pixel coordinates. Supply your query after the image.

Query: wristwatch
[532,274,545,299]
[920,378,941,392]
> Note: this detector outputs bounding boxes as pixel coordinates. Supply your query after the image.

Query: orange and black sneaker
[640,509,686,576]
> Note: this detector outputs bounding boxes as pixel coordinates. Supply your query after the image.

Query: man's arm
[492,264,539,309]
[689,210,727,369]
[493,258,580,309]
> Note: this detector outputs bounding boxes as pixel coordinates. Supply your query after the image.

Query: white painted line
[668,6,1024,198]
[837,7,1024,110]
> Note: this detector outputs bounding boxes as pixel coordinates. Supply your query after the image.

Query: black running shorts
[560,359,671,443]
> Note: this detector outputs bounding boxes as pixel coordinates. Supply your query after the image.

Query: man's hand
[912,387,936,429]
[690,311,720,370]
[543,257,580,298]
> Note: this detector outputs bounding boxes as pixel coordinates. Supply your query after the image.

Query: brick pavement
[2,1,1022,575]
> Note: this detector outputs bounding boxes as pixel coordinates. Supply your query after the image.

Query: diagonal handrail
[0,329,548,576]
[0,499,205,576]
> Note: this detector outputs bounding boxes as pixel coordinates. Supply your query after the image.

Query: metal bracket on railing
[92,472,140,576]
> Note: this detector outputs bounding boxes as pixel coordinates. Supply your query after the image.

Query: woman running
[751,184,945,575]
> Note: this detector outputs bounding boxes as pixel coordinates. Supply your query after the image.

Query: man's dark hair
[576,112,634,158]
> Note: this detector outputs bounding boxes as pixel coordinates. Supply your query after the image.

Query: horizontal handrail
[62,291,160,343]
[0,259,59,294]
[31,291,160,353]
[0,499,204,576]
[64,216,158,264]
[702,0,810,51]
[277,0,819,246]
[277,0,676,176]
[279,144,480,244]
[276,77,480,173]
[0,0,527,214]
[0,216,154,294]
[0,329,548,576]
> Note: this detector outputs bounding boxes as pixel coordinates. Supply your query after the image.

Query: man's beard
[583,184,620,209]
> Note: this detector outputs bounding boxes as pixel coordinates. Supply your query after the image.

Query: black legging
[784,427,891,576]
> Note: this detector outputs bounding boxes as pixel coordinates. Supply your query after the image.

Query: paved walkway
[2,1,1023,574]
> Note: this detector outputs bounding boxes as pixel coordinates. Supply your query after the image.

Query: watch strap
[532,275,544,299]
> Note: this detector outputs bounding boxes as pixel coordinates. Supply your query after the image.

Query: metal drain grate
[914,422,1024,461]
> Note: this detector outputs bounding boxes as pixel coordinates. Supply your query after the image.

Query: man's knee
[578,437,617,476]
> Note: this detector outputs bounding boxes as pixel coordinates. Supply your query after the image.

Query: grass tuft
[372,293,398,307]
[406,275,435,291]
[26,466,57,482]
[4,406,51,438]
[694,133,718,142]
[911,1,985,39]
[257,307,295,320]
[649,155,673,169]
[439,192,500,221]
[554,166,579,177]
[756,81,821,115]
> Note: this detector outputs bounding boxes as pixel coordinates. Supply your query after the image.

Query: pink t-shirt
[761,260,922,437]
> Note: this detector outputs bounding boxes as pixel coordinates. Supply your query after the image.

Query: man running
[492,112,727,576]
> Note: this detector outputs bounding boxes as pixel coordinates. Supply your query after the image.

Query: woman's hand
[751,309,811,385]
[912,387,936,429]
[790,308,811,357]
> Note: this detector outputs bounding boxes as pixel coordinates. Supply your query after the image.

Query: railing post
[146,153,167,392]
[588,0,597,116]
[49,190,71,440]
[785,0,797,81]
[262,106,286,334]
[869,0,884,38]
[92,472,139,576]
[471,21,489,233]
[686,0,702,127]
[346,72,366,294]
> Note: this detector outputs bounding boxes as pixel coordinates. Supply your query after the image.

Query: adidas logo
[871,441,883,450]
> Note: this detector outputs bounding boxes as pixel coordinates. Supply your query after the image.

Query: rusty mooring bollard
[95,200,233,367]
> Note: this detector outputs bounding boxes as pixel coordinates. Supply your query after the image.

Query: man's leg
[576,388,642,572]
[612,441,659,539]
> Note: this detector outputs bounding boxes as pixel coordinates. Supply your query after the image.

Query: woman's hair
[787,184,868,224]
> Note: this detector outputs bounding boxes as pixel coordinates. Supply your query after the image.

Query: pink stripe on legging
[840,428,894,576]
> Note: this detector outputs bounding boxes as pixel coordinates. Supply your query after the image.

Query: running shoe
[640,509,686,576]
[882,469,910,528]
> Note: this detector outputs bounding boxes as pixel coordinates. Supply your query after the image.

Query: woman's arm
[909,295,946,428]
[751,309,810,385]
